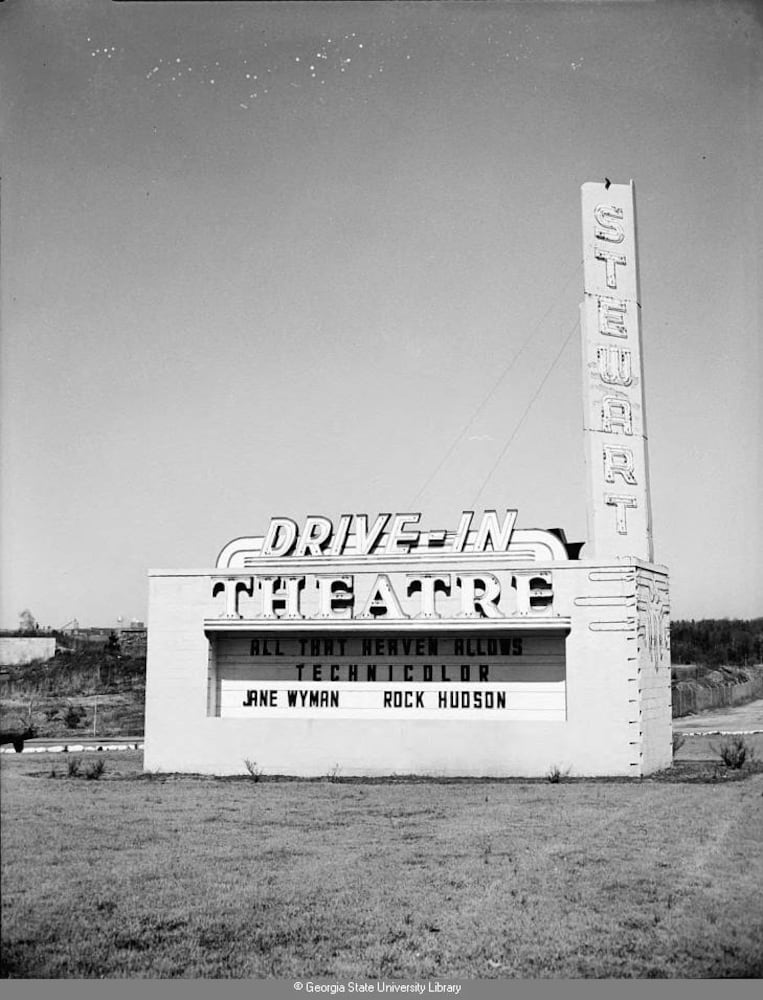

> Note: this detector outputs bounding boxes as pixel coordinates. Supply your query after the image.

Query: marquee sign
[213,631,567,721]
[207,510,570,720]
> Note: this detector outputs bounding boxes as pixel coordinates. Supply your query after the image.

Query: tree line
[671,618,763,667]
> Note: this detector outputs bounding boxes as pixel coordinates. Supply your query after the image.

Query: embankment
[672,663,763,718]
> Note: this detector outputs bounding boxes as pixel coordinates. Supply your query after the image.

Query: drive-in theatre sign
[144,182,671,777]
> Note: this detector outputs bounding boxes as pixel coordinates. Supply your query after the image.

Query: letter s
[593,204,625,243]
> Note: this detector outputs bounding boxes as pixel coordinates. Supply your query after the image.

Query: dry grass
[2,750,762,979]
[673,732,763,764]
[1,694,144,742]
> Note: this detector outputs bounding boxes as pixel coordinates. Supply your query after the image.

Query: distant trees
[671,618,763,666]
[18,609,37,632]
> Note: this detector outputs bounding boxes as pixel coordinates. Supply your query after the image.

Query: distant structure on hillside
[58,623,148,657]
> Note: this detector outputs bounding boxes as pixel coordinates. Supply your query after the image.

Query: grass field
[2,746,762,980]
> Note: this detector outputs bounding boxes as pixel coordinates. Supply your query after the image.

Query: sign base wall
[144,559,671,778]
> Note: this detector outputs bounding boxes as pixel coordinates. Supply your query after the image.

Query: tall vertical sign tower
[580,181,653,561]
[578,180,671,776]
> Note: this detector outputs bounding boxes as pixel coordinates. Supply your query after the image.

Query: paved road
[673,697,763,733]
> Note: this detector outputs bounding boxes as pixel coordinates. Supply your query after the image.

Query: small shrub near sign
[243,758,263,782]
[546,764,571,783]
[717,736,754,770]
[85,759,105,781]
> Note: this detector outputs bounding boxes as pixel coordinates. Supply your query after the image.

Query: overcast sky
[1,0,760,628]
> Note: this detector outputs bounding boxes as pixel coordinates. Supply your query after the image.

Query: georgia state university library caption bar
[145,181,671,777]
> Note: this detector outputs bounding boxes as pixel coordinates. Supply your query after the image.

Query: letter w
[597,346,632,386]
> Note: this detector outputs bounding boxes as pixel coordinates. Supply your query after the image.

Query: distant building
[0,636,57,666]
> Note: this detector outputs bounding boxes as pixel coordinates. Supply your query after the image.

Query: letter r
[603,446,637,485]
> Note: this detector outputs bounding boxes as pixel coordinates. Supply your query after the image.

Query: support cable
[470,317,580,508]
[407,260,582,508]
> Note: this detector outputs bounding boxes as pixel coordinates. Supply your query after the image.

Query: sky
[1,0,761,628]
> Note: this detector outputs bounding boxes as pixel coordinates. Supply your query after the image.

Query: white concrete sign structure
[144,180,672,778]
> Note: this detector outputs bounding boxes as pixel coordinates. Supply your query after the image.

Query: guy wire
[407,259,582,508]
[470,316,580,508]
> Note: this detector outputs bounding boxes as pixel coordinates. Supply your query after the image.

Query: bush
[717,736,754,769]
[243,758,263,782]
[67,756,82,777]
[85,759,105,781]
[546,764,570,783]
[672,732,686,755]
[63,704,86,729]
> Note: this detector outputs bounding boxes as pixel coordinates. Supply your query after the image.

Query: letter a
[601,396,633,435]
[357,574,408,620]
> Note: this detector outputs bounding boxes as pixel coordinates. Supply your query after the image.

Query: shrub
[546,764,570,783]
[63,704,86,729]
[243,758,263,782]
[67,756,82,777]
[717,736,754,770]
[672,732,686,755]
[85,759,105,781]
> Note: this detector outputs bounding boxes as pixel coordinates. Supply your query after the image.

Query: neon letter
[597,346,632,386]
[603,446,637,485]
[601,396,633,435]
[593,204,625,243]
[598,297,628,339]
[595,248,627,289]
[261,518,298,557]
[605,494,638,534]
